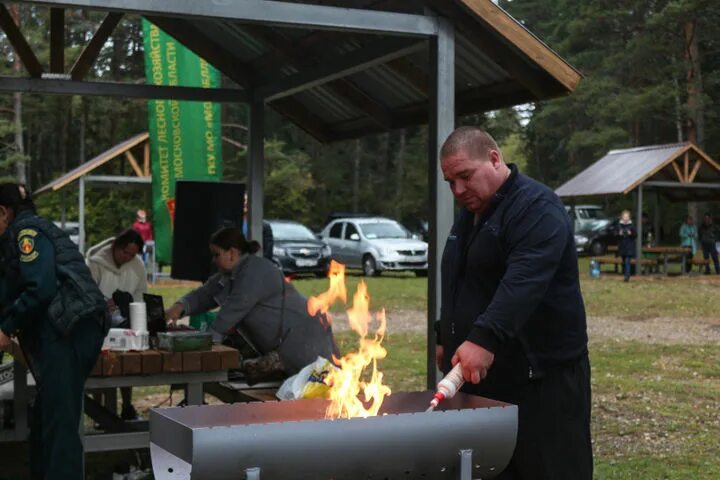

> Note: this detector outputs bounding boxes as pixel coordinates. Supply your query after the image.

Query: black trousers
[701,242,720,274]
[24,318,104,480]
[496,354,593,480]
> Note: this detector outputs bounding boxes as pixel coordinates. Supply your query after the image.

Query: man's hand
[435,345,444,370]
[0,330,11,350]
[164,303,185,326]
[451,341,495,384]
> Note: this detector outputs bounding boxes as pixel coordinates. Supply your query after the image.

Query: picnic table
[0,345,243,452]
[597,246,707,274]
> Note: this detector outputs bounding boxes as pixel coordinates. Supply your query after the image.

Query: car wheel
[415,269,428,277]
[589,240,606,256]
[362,255,379,277]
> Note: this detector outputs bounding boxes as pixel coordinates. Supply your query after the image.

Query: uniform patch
[18,231,39,262]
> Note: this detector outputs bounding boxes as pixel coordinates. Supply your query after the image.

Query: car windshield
[359,222,408,239]
[581,208,608,220]
[271,223,316,240]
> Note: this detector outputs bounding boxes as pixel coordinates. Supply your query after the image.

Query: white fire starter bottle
[428,363,465,410]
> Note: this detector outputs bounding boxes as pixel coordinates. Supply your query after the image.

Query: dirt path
[335,309,720,344]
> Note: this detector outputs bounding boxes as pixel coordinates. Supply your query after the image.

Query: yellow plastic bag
[276,356,336,400]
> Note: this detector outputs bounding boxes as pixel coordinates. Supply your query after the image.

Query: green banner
[142,19,222,263]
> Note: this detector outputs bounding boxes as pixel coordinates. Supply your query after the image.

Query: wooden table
[0,345,240,452]
[603,246,694,274]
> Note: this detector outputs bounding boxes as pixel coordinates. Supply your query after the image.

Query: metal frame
[426,15,455,388]
[16,0,440,36]
[6,0,458,389]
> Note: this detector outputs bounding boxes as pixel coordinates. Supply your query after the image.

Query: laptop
[143,293,168,336]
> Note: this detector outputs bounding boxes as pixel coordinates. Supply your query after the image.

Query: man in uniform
[0,183,108,479]
[436,127,592,479]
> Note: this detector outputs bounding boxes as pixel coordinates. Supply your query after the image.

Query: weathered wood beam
[684,152,689,181]
[50,8,64,73]
[671,161,685,183]
[143,141,150,176]
[0,4,43,77]
[71,12,123,80]
[124,150,144,177]
[688,159,702,183]
[426,0,562,99]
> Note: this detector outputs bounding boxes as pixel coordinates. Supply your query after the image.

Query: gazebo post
[78,175,85,254]
[654,191,660,243]
[427,15,455,389]
[247,100,265,246]
[635,184,643,275]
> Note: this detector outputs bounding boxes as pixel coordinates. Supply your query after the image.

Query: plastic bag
[276,356,336,400]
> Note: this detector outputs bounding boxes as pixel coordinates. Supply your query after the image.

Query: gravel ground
[332,309,720,345]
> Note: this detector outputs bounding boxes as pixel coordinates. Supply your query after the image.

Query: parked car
[53,221,80,245]
[267,220,332,277]
[565,205,611,235]
[319,217,428,277]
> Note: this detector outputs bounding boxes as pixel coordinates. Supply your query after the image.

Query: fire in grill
[150,391,517,480]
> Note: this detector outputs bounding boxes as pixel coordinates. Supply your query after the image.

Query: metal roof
[7,0,581,143]
[555,143,720,201]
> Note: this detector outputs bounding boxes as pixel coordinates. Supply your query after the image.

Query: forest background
[0,0,718,247]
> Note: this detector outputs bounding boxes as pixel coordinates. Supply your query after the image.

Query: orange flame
[308,261,391,419]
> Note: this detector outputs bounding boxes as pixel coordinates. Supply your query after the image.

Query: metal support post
[185,382,203,406]
[427,14,455,388]
[247,101,265,245]
[458,449,473,480]
[635,184,643,274]
[78,175,85,254]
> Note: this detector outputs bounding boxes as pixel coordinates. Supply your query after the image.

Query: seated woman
[165,227,337,381]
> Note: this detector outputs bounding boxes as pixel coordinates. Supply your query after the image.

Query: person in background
[699,213,720,275]
[679,215,698,272]
[165,227,337,383]
[87,228,147,420]
[617,210,637,282]
[242,193,274,262]
[132,209,154,267]
[0,183,108,480]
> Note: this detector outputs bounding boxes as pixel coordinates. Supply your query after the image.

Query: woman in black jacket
[617,210,637,282]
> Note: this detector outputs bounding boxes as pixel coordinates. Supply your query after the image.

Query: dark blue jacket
[617,221,636,257]
[440,166,588,395]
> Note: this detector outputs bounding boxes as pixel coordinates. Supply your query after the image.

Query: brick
[161,351,183,373]
[182,351,202,372]
[102,351,121,376]
[141,350,162,375]
[122,351,142,375]
[201,350,222,371]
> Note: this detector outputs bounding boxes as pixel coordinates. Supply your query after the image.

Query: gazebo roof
[4,0,581,142]
[555,143,720,202]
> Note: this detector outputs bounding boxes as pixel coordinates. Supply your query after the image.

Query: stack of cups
[129,302,148,334]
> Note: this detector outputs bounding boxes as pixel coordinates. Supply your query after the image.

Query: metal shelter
[556,142,720,265]
[1,0,581,386]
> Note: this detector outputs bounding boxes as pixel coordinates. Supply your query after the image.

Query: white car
[319,217,428,277]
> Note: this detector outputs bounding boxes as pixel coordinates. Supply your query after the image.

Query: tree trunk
[685,17,704,222]
[393,129,406,219]
[685,18,704,148]
[11,5,26,183]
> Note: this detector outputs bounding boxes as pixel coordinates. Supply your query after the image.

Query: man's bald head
[440,127,500,162]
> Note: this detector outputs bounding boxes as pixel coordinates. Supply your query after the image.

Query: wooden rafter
[688,159,702,183]
[124,150,144,177]
[50,8,64,73]
[671,161,685,183]
[71,12,123,80]
[245,25,396,129]
[684,152,689,181]
[0,4,43,77]
[690,144,720,172]
[426,0,563,99]
[143,141,150,176]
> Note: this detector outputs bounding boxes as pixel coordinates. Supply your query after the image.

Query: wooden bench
[593,255,656,274]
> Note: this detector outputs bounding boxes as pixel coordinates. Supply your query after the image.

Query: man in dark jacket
[437,127,592,479]
[699,213,719,274]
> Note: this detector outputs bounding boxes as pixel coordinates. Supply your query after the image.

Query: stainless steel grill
[150,391,517,480]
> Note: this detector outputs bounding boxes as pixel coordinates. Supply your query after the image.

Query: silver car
[319,217,428,277]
